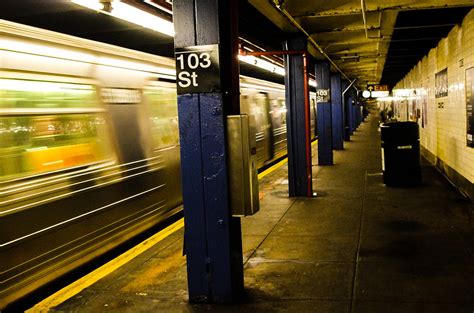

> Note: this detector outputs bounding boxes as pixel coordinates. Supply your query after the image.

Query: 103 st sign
[316,89,331,103]
[175,44,221,94]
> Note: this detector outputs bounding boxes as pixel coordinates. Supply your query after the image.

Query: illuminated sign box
[371,91,389,98]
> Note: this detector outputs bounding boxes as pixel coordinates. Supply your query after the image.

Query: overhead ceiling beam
[270,1,353,81]
[290,1,474,18]
[307,26,380,35]
[394,23,457,30]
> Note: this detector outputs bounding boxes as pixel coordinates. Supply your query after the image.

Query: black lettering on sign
[316,89,331,103]
[175,44,220,94]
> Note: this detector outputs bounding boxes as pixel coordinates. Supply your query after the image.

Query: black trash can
[381,121,422,187]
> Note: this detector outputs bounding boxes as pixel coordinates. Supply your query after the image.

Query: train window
[0,78,113,181]
[143,86,179,149]
[251,94,270,133]
[271,98,286,127]
[1,79,99,109]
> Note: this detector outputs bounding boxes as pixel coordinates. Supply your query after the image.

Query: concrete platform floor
[41,113,473,313]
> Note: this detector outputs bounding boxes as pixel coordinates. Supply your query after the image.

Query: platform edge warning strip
[257,158,288,180]
[28,139,317,311]
[26,218,185,312]
[257,139,317,180]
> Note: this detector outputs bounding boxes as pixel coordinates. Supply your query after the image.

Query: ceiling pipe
[272,0,352,82]
[361,0,382,39]
[361,0,369,39]
[343,78,358,95]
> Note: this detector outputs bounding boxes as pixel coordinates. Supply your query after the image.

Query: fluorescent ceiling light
[308,79,317,88]
[371,90,389,98]
[71,0,174,37]
[340,55,360,62]
[239,55,285,76]
[71,1,288,77]
[144,0,173,15]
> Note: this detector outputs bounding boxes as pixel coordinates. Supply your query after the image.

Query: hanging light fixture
[71,0,175,37]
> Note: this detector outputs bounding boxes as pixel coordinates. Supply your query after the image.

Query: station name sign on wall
[175,44,220,95]
[316,89,330,103]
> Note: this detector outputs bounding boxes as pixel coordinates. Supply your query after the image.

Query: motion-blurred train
[0,20,316,307]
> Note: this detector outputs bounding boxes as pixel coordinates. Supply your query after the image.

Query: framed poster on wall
[467,67,474,147]
[435,68,448,98]
[421,87,428,128]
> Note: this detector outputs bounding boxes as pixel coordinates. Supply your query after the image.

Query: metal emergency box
[226,115,260,216]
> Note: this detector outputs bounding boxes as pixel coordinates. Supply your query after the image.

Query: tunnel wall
[393,9,474,201]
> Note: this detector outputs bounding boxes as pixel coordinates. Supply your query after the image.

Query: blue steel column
[174,0,243,303]
[344,82,354,139]
[353,100,358,130]
[315,62,333,165]
[348,94,355,135]
[352,91,359,130]
[283,38,313,197]
[342,80,350,141]
[330,73,344,150]
[355,98,361,129]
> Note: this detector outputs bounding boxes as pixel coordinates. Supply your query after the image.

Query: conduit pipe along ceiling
[272,0,352,84]
[248,0,474,89]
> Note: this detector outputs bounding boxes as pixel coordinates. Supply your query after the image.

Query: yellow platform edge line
[257,139,317,180]
[258,158,287,180]
[27,218,185,313]
[28,138,318,312]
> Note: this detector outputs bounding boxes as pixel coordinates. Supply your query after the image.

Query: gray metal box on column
[227,115,260,216]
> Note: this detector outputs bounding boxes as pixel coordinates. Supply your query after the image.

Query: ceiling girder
[249,0,473,89]
[287,0,474,18]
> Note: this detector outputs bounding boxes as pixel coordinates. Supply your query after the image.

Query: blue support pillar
[353,93,360,129]
[342,80,351,141]
[174,0,243,303]
[283,38,313,197]
[348,94,355,136]
[357,102,362,126]
[353,101,359,130]
[330,73,343,150]
[315,62,333,165]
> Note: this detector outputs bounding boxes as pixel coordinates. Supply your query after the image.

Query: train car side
[0,21,316,308]
[0,21,180,307]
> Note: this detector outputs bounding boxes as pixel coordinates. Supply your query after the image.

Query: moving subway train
[0,20,316,307]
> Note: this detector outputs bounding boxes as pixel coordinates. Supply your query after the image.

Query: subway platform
[29,113,474,313]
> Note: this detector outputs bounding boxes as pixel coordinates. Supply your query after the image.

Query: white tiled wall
[392,9,474,184]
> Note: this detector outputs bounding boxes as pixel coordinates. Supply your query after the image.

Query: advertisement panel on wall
[467,67,474,148]
[435,68,448,98]
[421,87,428,128]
